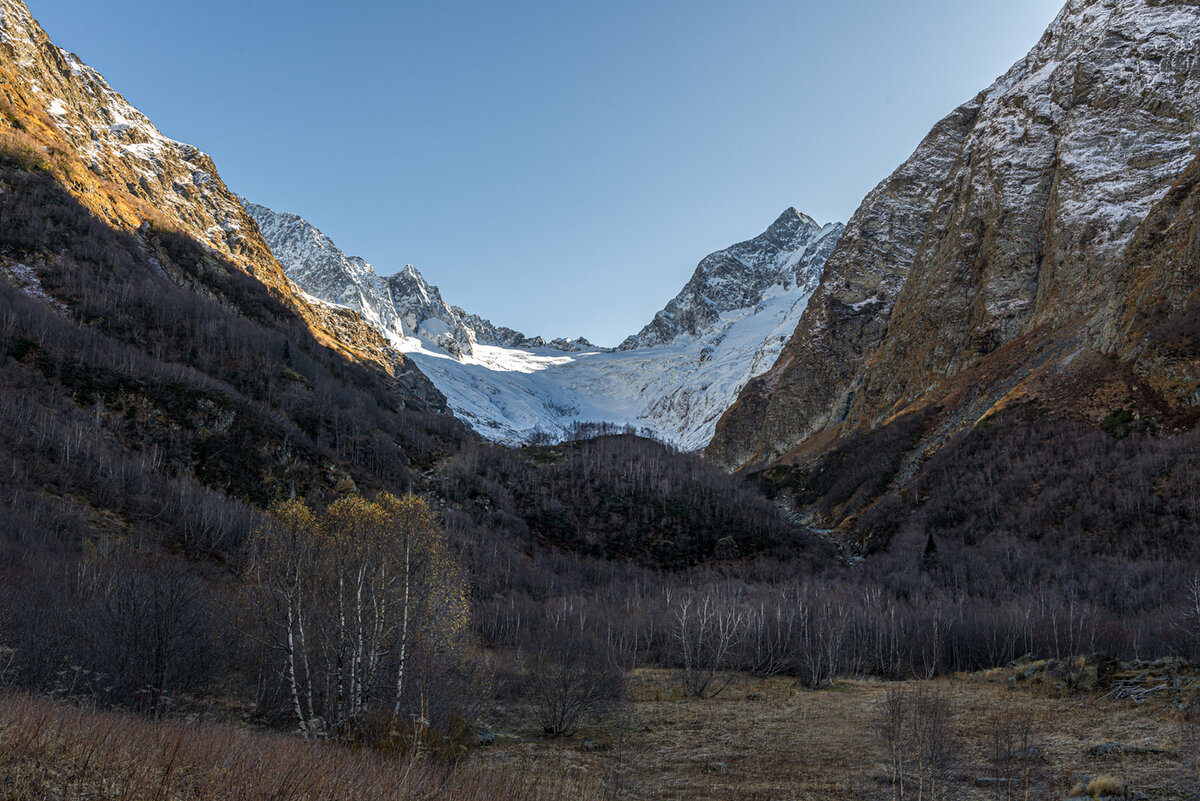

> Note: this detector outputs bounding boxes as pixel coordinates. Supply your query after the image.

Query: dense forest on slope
[440,428,826,569]
[758,403,1200,561]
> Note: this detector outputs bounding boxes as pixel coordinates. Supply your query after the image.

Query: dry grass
[0,693,590,801]
[1071,774,1129,798]
[471,670,1193,801]
[2,674,1191,800]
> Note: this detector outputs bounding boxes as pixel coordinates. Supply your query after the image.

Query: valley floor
[1,667,1193,800]
[471,668,1196,801]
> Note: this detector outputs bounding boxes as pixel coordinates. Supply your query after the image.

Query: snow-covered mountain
[620,209,840,350]
[245,201,842,449]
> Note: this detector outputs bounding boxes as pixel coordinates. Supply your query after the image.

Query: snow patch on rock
[4,262,66,313]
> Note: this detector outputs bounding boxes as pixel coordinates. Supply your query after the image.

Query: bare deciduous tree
[879,686,958,801]
[92,562,212,715]
[796,592,850,689]
[675,591,745,698]
[1182,694,1200,795]
[1177,576,1200,661]
[988,710,1044,801]
[743,598,799,678]
[526,624,623,738]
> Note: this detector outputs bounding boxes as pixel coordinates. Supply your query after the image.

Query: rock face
[455,309,599,353]
[709,0,1200,470]
[0,0,446,406]
[250,201,842,448]
[0,0,259,271]
[1112,153,1200,408]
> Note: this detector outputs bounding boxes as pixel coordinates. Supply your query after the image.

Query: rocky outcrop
[706,105,980,469]
[455,309,600,353]
[1111,154,1200,410]
[709,0,1200,470]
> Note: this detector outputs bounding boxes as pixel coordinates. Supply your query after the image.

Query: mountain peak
[620,210,842,351]
[768,207,820,237]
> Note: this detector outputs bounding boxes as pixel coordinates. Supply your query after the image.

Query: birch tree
[243,493,471,739]
[244,499,326,737]
[674,591,745,698]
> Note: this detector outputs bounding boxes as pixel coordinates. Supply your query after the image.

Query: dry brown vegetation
[471,669,1195,801]
[0,693,586,801]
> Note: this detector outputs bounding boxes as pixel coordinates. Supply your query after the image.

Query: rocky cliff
[709,0,1200,470]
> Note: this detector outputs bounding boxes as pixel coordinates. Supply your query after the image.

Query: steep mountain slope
[709,0,1200,471]
[0,0,444,387]
[0,0,467,548]
[247,201,842,448]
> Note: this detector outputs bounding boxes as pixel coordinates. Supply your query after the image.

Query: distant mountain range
[244,200,841,448]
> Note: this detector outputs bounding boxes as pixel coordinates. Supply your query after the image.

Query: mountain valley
[3,0,1200,799]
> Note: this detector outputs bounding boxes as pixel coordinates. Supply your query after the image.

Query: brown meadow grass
[0,693,591,801]
[2,671,1194,801]
[471,669,1195,801]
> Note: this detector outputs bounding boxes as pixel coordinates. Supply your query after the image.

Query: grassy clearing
[471,669,1195,800]
[0,693,589,801]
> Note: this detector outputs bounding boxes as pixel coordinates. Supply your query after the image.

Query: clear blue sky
[31,0,1065,347]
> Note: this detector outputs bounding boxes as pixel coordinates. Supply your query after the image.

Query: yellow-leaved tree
[244,492,472,740]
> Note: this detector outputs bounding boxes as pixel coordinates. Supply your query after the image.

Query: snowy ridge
[247,201,842,448]
[241,200,596,360]
[622,209,840,350]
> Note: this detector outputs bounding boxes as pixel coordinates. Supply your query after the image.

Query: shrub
[0,693,580,800]
[1100,408,1135,439]
[1069,775,1128,799]
[525,624,624,737]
